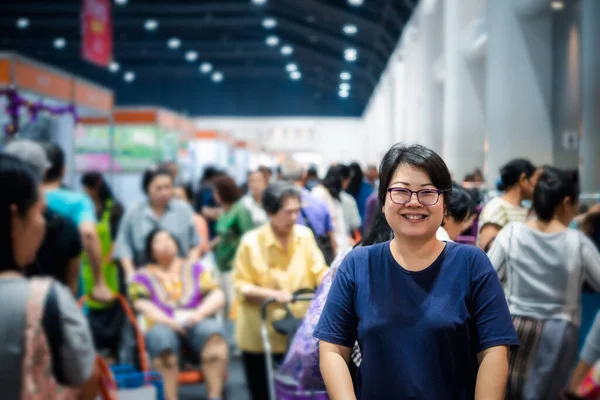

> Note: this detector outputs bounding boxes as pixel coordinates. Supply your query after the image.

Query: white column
[485,0,554,184]
[579,0,600,194]
[443,0,486,182]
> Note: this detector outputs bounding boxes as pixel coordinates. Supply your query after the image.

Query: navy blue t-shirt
[314,241,519,399]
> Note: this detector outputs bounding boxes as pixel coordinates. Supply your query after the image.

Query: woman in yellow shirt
[232,182,329,400]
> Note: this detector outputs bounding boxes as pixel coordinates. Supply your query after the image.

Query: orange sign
[14,61,72,101]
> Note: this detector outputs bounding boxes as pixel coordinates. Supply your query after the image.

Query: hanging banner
[81,0,112,67]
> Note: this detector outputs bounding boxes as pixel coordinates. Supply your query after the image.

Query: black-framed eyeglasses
[387,188,448,206]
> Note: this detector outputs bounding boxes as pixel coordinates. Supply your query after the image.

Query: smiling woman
[315,143,519,400]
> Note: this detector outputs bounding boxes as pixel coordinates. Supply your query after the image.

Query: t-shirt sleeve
[581,311,600,364]
[50,283,96,386]
[128,273,152,302]
[479,201,507,231]
[323,206,334,234]
[468,249,519,353]
[581,233,600,291]
[183,203,201,249]
[487,224,513,282]
[313,258,357,348]
[195,263,219,294]
[74,194,97,225]
[62,217,83,259]
[113,205,135,260]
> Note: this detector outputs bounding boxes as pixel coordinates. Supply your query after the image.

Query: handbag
[300,208,335,265]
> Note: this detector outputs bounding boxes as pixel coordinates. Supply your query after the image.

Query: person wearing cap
[3,140,83,293]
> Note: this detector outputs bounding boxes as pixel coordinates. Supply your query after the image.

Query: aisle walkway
[179,354,250,400]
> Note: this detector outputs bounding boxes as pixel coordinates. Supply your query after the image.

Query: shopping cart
[261,289,325,400]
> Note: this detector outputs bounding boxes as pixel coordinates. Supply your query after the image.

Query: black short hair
[533,167,578,222]
[141,166,173,194]
[212,175,242,205]
[178,183,194,203]
[145,228,182,263]
[338,164,351,180]
[323,165,344,201]
[262,182,301,215]
[446,183,475,223]
[0,153,41,271]
[498,158,536,191]
[346,162,364,197]
[40,142,65,182]
[378,143,452,208]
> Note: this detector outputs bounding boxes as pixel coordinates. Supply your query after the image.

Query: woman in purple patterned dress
[128,228,228,400]
[276,207,392,396]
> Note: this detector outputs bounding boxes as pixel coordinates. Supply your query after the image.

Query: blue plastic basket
[111,364,165,400]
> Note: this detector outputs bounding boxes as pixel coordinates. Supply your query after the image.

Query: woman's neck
[390,235,445,272]
[527,217,567,233]
[271,224,292,249]
[252,193,262,203]
[502,189,522,207]
[151,203,166,217]
[156,257,178,271]
[223,203,233,212]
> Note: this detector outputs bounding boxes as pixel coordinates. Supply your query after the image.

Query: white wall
[194,117,366,170]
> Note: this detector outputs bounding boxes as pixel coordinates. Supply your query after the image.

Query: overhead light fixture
[115,0,128,5]
[340,71,351,80]
[124,71,135,82]
[212,71,224,82]
[265,35,280,47]
[16,18,29,29]
[109,61,120,73]
[343,24,358,35]
[252,0,267,5]
[286,63,298,72]
[200,62,213,74]
[281,45,294,55]
[167,37,181,49]
[262,17,277,29]
[344,48,358,62]
[185,50,198,62]
[340,83,351,91]
[347,0,363,5]
[339,90,350,98]
[53,37,66,49]
[144,19,158,31]
[550,0,564,10]
[290,71,302,80]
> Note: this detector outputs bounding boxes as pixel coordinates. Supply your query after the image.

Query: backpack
[21,278,118,400]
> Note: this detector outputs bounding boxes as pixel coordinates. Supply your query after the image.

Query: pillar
[485,0,553,184]
[443,0,486,182]
[579,0,600,194]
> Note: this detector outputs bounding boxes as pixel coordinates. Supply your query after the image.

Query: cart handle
[260,288,316,321]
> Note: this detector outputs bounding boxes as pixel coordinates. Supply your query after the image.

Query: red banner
[81,0,112,68]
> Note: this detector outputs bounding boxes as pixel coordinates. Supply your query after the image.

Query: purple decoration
[0,87,80,137]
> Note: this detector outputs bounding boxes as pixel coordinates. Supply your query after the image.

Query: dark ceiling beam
[272,0,396,48]
[0,2,258,15]
[0,16,263,28]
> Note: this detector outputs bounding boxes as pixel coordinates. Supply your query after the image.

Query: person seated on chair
[128,228,228,400]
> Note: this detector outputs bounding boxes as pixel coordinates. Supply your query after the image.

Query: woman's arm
[569,360,593,393]
[134,299,184,334]
[187,288,226,325]
[475,346,509,400]
[319,341,356,400]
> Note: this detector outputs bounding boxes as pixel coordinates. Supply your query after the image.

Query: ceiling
[0,0,416,117]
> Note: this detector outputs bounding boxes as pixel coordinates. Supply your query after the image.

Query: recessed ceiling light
[16,18,29,29]
[262,18,277,29]
[53,37,66,49]
[212,71,224,82]
[109,61,120,73]
[344,48,358,62]
[550,0,564,10]
[290,71,302,80]
[124,71,135,82]
[144,19,158,31]
[281,45,294,55]
[306,15,317,23]
[200,62,213,74]
[286,63,298,72]
[339,90,350,98]
[265,35,280,47]
[167,38,181,49]
[340,71,351,80]
[340,83,351,91]
[347,0,363,5]
[343,24,358,35]
[115,0,128,5]
[252,0,267,5]
[185,50,198,62]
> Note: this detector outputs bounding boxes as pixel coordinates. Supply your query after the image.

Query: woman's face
[521,168,543,200]
[383,164,445,241]
[148,175,173,208]
[151,230,178,263]
[11,188,46,267]
[248,171,267,199]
